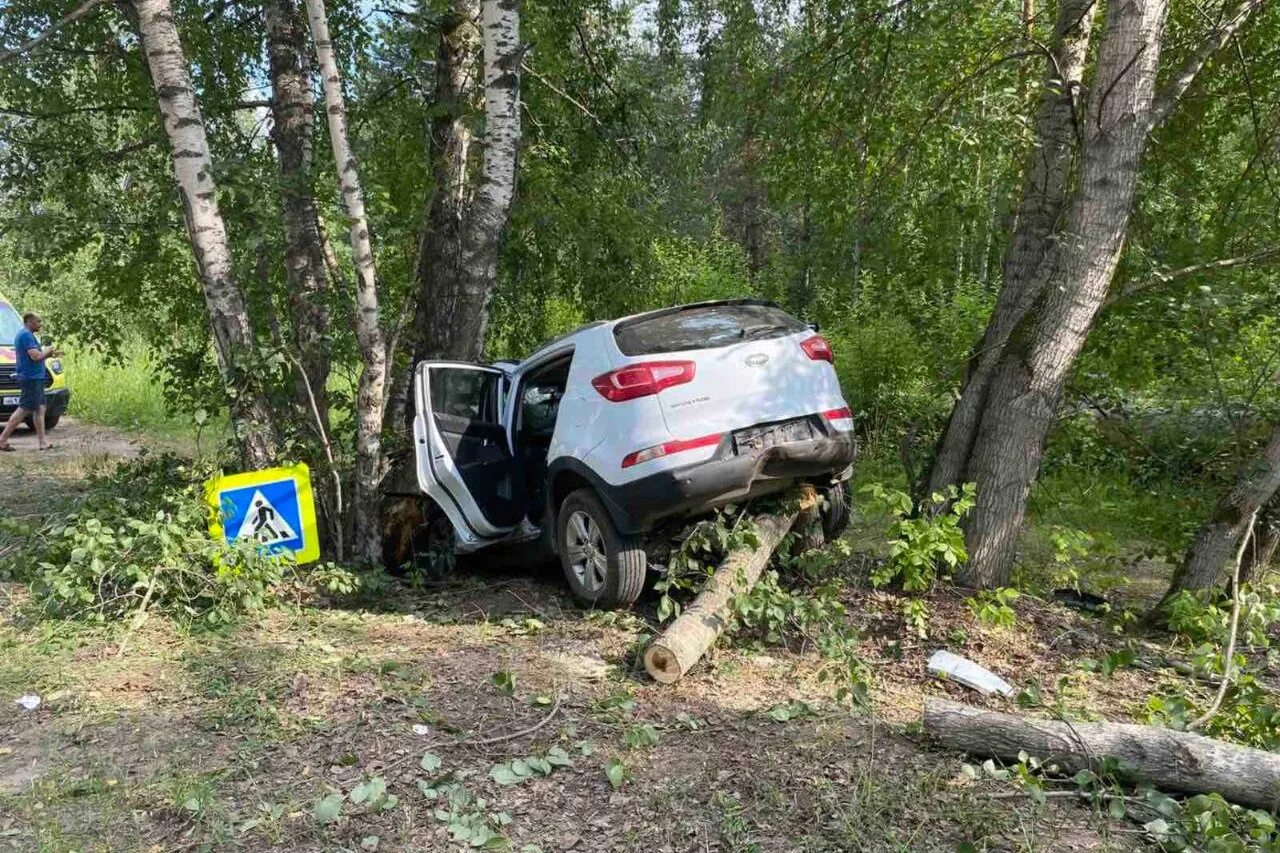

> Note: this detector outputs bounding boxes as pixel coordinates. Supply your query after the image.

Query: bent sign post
[205,463,320,564]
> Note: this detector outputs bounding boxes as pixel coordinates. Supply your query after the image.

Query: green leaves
[604,757,629,789]
[489,748,572,785]
[350,776,398,812]
[490,670,515,697]
[420,751,442,773]
[766,700,815,723]
[313,792,343,823]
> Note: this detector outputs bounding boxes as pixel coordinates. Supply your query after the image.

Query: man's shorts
[18,379,46,411]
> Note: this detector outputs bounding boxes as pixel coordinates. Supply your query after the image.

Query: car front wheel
[557,487,646,607]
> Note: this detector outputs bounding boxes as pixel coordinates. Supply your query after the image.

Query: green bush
[2,454,292,625]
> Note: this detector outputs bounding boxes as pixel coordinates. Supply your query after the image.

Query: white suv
[412,299,857,606]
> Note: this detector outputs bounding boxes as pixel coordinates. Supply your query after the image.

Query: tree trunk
[379,0,522,561]
[925,0,1094,497]
[1240,500,1280,587]
[132,0,279,468]
[644,490,815,684]
[956,0,1171,587]
[305,0,387,563]
[1166,424,1280,598]
[453,0,522,356]
[390,0,481,431]
[924,698,1280,811]
[265,0,330,430]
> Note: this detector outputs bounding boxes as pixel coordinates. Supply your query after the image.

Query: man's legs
[34,403,48,449]
[0,406,28,447]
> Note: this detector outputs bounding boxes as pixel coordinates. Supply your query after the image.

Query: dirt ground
[0,425,1186,852]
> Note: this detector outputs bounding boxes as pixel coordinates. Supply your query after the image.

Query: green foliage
[966,588,1019,628]
[604,757,630,789]
[860,483,975,592]
[1,454,296,625]
[654,506,758,623]
[489,748,573,786]
[1164,587,1280,649]
[1148,585,1280,750]
[489,669,516,697]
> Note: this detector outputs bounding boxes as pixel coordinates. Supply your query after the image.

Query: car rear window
[613,303,807,356]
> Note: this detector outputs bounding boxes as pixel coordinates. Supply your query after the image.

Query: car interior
[513,354,572,525]
[427,367,525,528]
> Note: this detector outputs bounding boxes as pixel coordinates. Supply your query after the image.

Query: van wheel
[820,482,850,540]
[557,488,646,607]
[44,414,60,430]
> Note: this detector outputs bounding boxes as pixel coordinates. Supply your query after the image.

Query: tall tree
[925,0,1096,497]
[1165,424,1280,599]
[305,0,388,563]
[265,0,331,428]
[926,0,1266,588]
[406,0,522,369]
[131,0,280,467]
[385,0,480,436]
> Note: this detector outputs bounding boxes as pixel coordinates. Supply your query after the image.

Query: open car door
[414,362,525,548]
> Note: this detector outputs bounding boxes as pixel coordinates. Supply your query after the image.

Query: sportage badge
[744,353,770,367]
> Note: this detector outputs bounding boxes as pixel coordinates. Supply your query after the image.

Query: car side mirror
[806,321,820,332]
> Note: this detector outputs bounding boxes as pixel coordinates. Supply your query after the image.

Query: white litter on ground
[927,650,1014,697]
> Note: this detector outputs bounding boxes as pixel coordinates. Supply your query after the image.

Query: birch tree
[266,0,331,429]
[380,0,522,559]
[409,0,520,367]
[131,0,280,468]
[384,0,480,435]
[305,0,387,563]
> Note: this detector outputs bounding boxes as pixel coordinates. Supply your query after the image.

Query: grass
[61,341,225,441]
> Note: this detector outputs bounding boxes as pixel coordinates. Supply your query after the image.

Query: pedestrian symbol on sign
[204,463,320,564]
[234,490,299,545]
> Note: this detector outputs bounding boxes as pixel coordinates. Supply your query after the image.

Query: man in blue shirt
[0,312,60,452]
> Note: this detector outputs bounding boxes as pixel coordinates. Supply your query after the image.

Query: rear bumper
[0,387,70,423]
[596,429,857,535]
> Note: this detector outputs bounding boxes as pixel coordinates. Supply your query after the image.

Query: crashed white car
[413,299,857,605]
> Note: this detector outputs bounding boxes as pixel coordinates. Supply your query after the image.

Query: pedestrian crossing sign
[204,462,320,564]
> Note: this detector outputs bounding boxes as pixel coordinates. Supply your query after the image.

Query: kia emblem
[744,353,769,367]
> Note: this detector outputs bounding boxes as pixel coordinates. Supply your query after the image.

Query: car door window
[431,369,500,424]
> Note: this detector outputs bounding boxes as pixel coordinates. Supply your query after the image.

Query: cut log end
[643,644,683,684]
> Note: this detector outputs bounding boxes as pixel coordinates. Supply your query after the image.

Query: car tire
[557,487,646,607]
[820,482,850,541]
[44,414,60,430]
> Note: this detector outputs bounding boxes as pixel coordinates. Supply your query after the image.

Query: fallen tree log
[924,698,1280,811]
[644,487,817,684]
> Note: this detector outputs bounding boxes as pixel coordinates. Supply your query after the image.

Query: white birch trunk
[305,0,387,563]
[132,0,279,468]
[453,0,521,353]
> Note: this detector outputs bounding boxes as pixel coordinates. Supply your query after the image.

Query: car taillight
[800,334,834,363]
[823,406,854,430]
[591,360,695,402]
[621,433,722,468]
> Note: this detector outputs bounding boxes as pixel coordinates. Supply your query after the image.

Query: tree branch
[1104,245,1280,307]
[1149,0,1264,129]
[0,0,110,65]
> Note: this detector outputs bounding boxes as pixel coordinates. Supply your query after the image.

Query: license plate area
[733,417,814,454]
[2,396,18,407]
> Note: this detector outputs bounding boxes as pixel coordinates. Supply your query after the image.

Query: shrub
[859,482,975,592]
[2,454,297,625]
